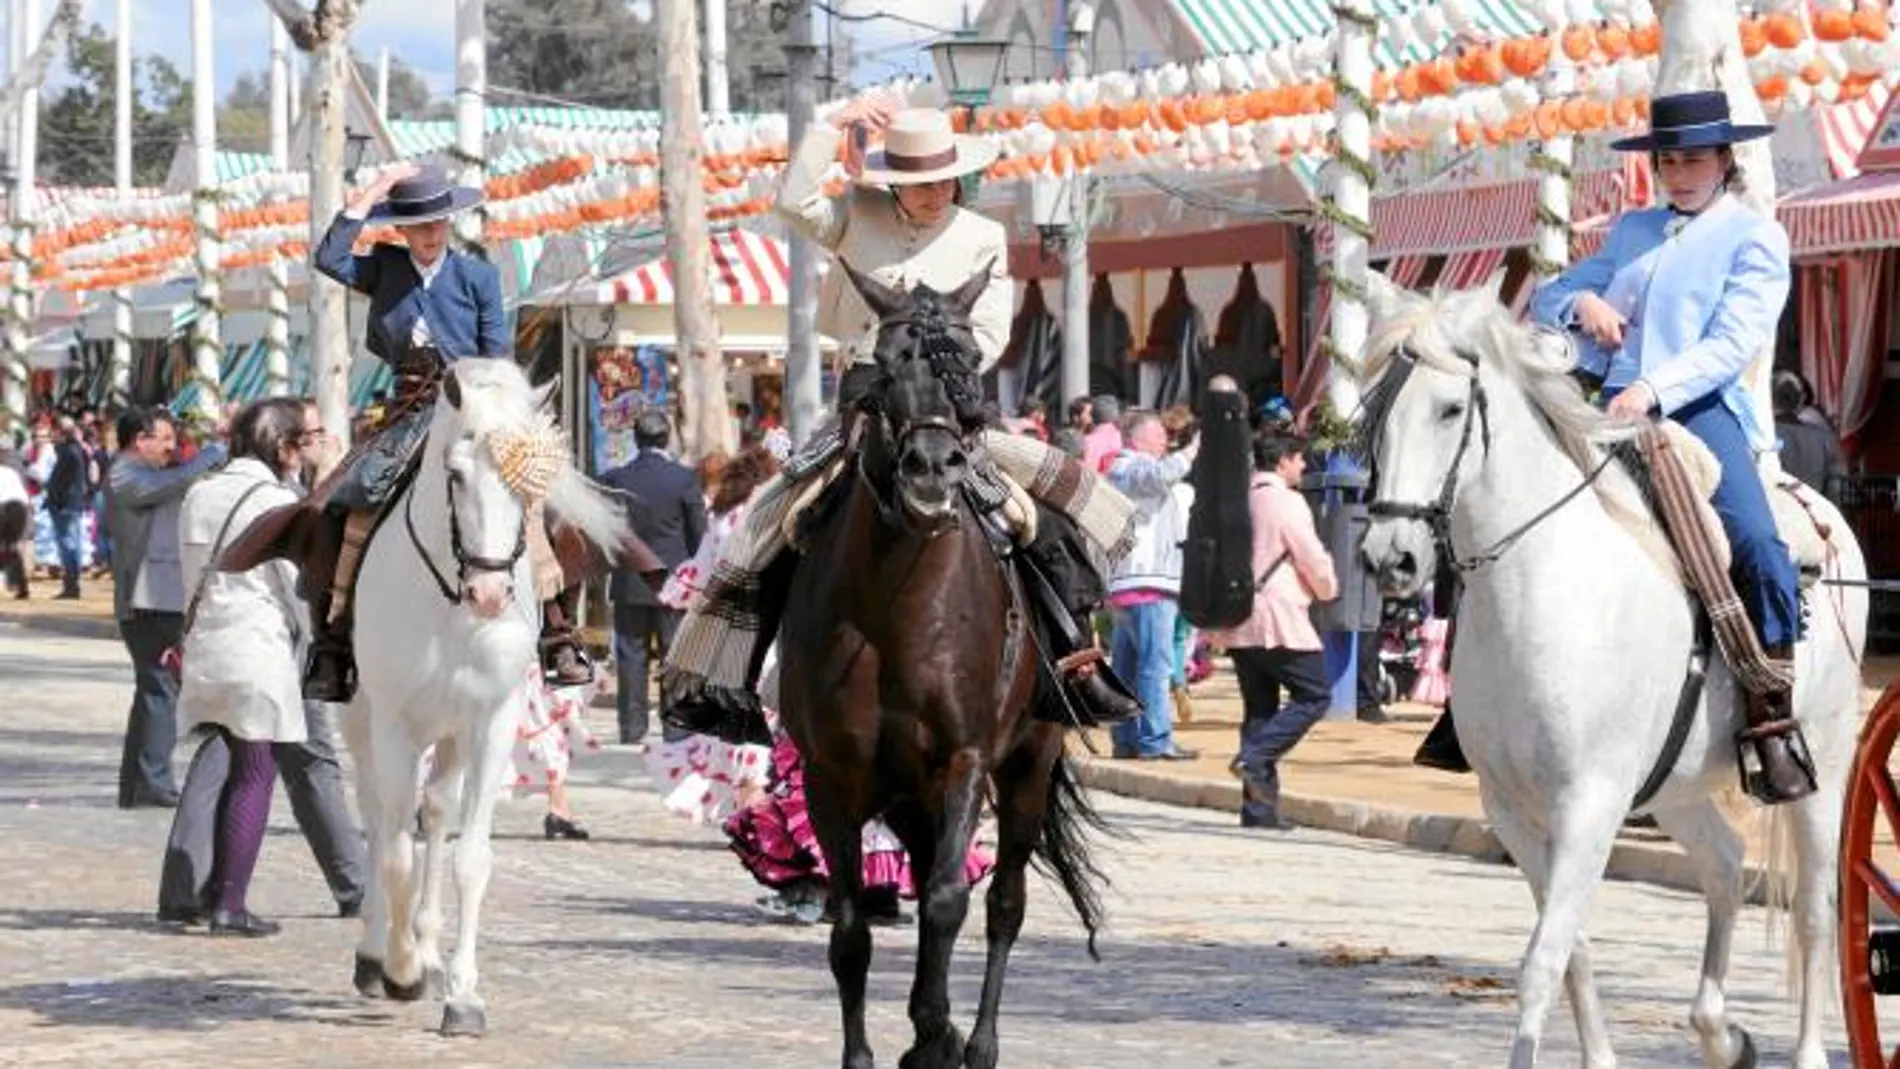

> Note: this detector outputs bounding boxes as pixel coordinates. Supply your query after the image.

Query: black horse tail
[1032,753,1116,961]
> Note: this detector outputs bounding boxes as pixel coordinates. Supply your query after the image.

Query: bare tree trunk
[308,38,352,447]
[656,0,731,459]
[1653,0,1778,461]
[264,0,363,449]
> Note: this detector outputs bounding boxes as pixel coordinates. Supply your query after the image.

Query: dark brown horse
[777,262,1108,1069]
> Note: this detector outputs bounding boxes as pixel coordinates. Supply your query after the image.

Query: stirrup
[1734,717,1818,806]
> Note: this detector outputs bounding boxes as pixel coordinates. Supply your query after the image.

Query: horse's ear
[442,367,464,410]
[946,259,995,317]
[1476,264,1507,306]
[1362,270,1414,325]
[840,258,907,322]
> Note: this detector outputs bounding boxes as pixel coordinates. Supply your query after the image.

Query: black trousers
[1230,646,1331,824]
[158,704,369,916]
[118,611,183,802]
[615,603,682,743]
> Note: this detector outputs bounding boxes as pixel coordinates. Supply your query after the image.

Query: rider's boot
[539,586,593,687]
[1016,518,1141,727]
[1736,645,1817,805]
[301,508,363,703]
[1412,707,1472,773]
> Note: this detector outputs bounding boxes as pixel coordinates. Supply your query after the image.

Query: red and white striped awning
[591,229,792,306]
[1780,170,1900,258]
[1822,83,1892,180]
[1438,248,1509,291]
[1316,169,1626,260]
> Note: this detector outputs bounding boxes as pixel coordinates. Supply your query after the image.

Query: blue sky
[56,0,973,101]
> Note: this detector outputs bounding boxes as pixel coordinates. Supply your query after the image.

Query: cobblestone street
[0,622,1852,1067]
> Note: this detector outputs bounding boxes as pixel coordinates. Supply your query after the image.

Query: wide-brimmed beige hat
[858,108,999,186]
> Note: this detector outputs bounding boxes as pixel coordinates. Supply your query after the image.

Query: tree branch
[0,0,82,125]
[261,0,363,52]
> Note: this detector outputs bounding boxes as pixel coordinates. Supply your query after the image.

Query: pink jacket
[1204,473,1338,653]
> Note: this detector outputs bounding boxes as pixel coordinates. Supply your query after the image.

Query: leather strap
[182,481,275,640]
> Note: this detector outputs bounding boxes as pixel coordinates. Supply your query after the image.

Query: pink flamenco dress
[1410,616,1453,706]
[645,502,774,825]
[723,731,998,925]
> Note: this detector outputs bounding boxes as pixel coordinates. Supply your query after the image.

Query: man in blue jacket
[297,164,580,699]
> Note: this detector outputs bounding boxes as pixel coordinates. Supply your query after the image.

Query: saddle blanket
[663,425,1137,705]
[1643,421,1829,582]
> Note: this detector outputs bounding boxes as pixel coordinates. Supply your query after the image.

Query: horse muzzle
[461,571,516,619]
[1361,517,1436,599]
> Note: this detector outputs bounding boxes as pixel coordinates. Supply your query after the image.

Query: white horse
[1352,275,1867,1069]
[335,359,631,1036]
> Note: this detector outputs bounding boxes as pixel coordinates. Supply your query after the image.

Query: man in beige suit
[663,104,1142,746]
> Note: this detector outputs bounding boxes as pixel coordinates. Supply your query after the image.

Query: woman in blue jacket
[1416,91,1812,802]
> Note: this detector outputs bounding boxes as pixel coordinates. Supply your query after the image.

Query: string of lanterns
[21,0,1900,290]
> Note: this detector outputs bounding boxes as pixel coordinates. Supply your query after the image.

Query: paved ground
[0,622,1860,1067]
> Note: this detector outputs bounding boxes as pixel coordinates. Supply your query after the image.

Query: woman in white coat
[168,398,313,936]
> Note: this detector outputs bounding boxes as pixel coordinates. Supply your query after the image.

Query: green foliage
[485,0,840,112]
[37,21,190,187]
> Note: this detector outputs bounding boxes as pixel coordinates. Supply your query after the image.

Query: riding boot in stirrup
[1736,645,1817,806]
[1412,708,1472,774]
[1015,553,1141,726]
[539,587,593,688]
[301,509,359,703]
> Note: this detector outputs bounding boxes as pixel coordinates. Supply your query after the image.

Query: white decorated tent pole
[453,0,487,257]
[3,0,43,434]
[108,0,133,408]
[265,16,292,398]
[782,0,821,445]
[1531,51,1576,282]
[1653,0,1779,461]
[1325,0,1377,420]
[188,0,222,423]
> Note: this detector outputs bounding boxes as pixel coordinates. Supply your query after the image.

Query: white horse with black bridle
[1352,275,1867,1068]
[336,359,630,1036]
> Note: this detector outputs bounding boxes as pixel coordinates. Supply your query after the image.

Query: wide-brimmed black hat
[1610,90,1775,153]
[365,165,485,225]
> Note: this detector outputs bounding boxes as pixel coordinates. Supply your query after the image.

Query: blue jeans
[1110,598,1179,758]
[50,508,84,588]
[1673,394,1803,649]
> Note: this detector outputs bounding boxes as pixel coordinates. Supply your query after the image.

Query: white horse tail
[1748,801,1801,992]
[545,466,635,554]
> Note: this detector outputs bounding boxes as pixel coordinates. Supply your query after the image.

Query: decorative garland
[1319,0,1380,372]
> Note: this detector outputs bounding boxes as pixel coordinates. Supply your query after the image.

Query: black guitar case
[1178,387,1256,631]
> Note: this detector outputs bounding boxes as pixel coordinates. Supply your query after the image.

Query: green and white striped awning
[349,358,396,412]
[215,151,275,184]
[1173,0,1559,67]
[383,107,767,161]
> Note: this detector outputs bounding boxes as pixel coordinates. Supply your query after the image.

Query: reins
[1366,344,1618,573]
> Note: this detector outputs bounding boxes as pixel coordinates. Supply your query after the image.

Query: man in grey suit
[599,411,705,744]
[107,408,226,808]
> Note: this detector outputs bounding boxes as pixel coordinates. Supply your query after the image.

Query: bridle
[855,314,981,536]
[1366,344,1616,573]
[405,436,528,606]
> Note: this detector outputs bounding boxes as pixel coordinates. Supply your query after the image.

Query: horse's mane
[443,359,633,553]
[1356,284,1670,561]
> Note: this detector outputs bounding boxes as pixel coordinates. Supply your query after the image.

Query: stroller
[1375,597,1429,705]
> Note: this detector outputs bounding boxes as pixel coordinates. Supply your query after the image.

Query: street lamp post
[927,28,1009,194]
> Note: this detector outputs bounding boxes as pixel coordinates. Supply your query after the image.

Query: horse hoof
[899,1027,965,1069]
[1727,1027,1758,1069]
[352,954,383,998]
[423,966,447,1001]
[383,973,427,1003]
[440,1002,487,1038]
[962,1036,998,1069]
